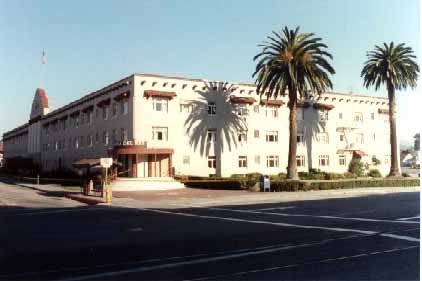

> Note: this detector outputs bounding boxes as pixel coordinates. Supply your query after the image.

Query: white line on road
[148,208,420,242]
[56,231,369,281]
[183,245,419,281]
[209,207,420,225]
[255,206,296,211]
[396,215,420,221]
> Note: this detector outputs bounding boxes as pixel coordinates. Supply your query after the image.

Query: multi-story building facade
[2,73,396,180]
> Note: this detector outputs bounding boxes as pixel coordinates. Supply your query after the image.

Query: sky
[0,0,420,144]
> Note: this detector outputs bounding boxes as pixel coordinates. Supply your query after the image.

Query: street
[0,179,419,280]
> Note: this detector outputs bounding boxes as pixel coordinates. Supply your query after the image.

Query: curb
[65,193,107,205]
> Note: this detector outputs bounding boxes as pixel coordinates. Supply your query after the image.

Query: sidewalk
[110,186,420,209]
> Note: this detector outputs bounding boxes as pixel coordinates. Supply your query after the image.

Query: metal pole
[37,174,40,187]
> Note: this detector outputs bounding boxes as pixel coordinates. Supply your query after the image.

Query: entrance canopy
[72,158,122,169]
[113,145,173,155]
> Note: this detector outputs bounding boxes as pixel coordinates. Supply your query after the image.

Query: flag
[41,51,46,64]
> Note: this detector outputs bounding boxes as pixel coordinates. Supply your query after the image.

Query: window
[102,106,109,120]
[87,111,93,125]
[355,133,364,144]
[265,106,278,118]
[103,131,109,145]
[253,105,259,113]
[74,137,79,149]
[317,132,329,144]
[238,131,247,142]
[180,103,193,113]
[183,156,190,165]
[88,135,93,147]
[254,130,259,138]
[319,155,329,166]
[319,110,329,121]
[208,102,216,115]
[371,112,375,120]
[208,156,216,168]
[266,131,278,142]
[266,155,279,167]
[95,132,99,143]
[121,100,128,115]
[112,103,118,117]
[75,116,79,128]
[121,128,128,142]
[95,108,99,118]
[353,112,363,122]
[207,129,216,143]
[297,108,304,121]
[371,133,376,141]
[254,155,260,164]
[112,129,117,144]
[55,141,59,151]
[238,156,247,168]
[237,104,248,116]
[80,136,84,148]
[152,127,168,141]
[296,155,305,167]
[339,133,345,142]
[339,155,346,166]
[153,98,168,112]
[384,155,390,165]
[339,112,343,119]
[297,133,304,145]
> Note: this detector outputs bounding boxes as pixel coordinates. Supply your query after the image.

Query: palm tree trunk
[287,88,298,179]
[387,81,400,177]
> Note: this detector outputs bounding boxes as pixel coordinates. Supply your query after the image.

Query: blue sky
[0,0,420,143]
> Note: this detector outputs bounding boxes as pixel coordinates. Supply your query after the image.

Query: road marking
[255,206,296,211]
[380,233,420,242]
[149,208,420,242]
[396,215,420,221]
[56,232,367,281]
[184,245,419,281]
[209,207,420,225]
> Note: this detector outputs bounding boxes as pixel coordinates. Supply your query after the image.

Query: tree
[361,42,419,177]
[253,26,335,179]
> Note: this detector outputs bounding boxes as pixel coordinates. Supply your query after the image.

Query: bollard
[105,186,112,203]
[88,180,93,195]
[37,174,40,187]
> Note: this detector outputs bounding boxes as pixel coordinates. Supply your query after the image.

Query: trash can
[260,175,271,192]
[263,176,271,192]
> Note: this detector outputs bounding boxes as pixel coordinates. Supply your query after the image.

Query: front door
[148,154,169,177]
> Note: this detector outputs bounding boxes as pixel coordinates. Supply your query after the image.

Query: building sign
[100,158,113,168]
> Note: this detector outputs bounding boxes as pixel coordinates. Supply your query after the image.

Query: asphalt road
[0,180,420,280]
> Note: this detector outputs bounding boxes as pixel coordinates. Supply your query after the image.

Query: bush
[183,180,242,190]
[270,178,419,192]
[372,156,381,166]
[368,169,382,178]
[349,159,366,177]
[344,172,357,179]
[324,173,345,180]
[402,173,410,177]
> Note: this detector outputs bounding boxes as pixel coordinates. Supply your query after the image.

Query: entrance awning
[72,158,122,169]
[113,145,174,155]
[353,150,368,158]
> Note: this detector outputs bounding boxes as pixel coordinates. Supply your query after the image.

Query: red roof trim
[353,150,368,157]
[378,108,389,114]
[260,99,285,106]
[313,103,335,110]
[230,95,256,105]
[144,90,177,99]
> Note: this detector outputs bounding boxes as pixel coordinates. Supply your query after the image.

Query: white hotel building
[2,73,396,183]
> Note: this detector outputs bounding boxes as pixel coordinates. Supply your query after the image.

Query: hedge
[183,178,419,191]
[270,178,420,192]
[183,180,242,190]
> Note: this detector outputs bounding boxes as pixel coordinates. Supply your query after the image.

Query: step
[111,177,185,191]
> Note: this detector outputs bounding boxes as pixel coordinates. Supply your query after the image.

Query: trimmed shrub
[183,180,242,190]
[368,169,382,178]
[344,172,357,179]
[402,173,410,177]
[349,159,366,177]
[270,178,419,192]
[324,173,345,180]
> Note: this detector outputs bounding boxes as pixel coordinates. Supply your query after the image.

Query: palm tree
[253,26,335,179]
[361,42,419,177]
